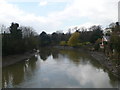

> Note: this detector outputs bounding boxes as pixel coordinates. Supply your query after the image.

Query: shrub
[60,41,67,46]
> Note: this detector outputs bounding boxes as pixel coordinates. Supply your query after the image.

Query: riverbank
[54,46,120,79]
[2,52,35,67]
[90,51,120,79]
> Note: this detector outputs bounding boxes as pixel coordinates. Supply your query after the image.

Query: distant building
[103,28,112,35]
[103,36,110,42]
[100,36,110,49]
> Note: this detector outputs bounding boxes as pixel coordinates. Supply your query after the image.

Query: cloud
[65,22,99,30]
[0,0,119,34]
[66,64,111,88]
[3,0,73,3]
[49,0,118,24]
[0,0,61,34]
[39,1,48,6]
[46,0,119,31]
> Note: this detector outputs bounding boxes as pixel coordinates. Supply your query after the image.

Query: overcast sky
[0,0,119,34]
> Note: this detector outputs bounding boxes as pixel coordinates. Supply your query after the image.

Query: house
[103,36,110,42]
[100,36,110,49]
[100,27,112,49]
[103,28,112,35]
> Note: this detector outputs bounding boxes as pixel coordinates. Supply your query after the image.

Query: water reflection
[2,56,37,88]
[2,48,120,88]
[39,48,51,61]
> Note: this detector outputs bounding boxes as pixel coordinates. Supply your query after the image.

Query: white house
[100,36,110,49]
[103,28,112,35]
[103,36,110,42]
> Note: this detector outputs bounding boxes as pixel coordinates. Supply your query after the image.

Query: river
[2,48,120,88]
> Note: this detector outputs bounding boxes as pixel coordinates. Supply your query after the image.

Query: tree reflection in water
[2,47,120,88]
[2,56,37,88]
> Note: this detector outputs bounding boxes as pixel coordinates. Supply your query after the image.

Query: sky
[0,0,119,34]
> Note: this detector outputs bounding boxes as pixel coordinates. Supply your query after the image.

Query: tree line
[2,23,38,56]
[1,22,119,58]
[39,25,103,47]
[1,22,103,56]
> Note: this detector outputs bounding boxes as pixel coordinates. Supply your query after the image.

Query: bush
[60,41,67,46]
[94,43,100,50]
[82,42,91,45]
[77,43,83,46]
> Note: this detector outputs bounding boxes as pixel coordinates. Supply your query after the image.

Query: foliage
[110,34,120,53]
[38,31,71,46]
[39,31,51,46]
[2,22,38,56]
[77,43,83,46]
[89,25,103,43]
[96,38,102,43]
[10,23,22,39]
[109,22,120,53]
[79,25,103,43]
[51,32,60,45]
[104,22,120,62]
[3,22,119,60]
[68,31,80,47]
[82,42,91,45]
[94,43,100,51]
[60,41,67,46]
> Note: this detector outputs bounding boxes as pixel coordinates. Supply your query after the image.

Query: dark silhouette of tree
[51,32,59,45]
[2,22,38,56]
[89,25,103,43]
[39,31,51,46]
[10,23,22,39]
[110,22,120,60]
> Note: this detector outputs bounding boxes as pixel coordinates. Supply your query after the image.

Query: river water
[2,48,120,88]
